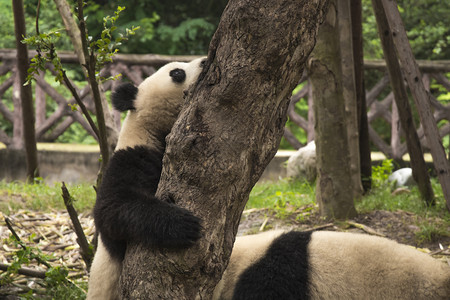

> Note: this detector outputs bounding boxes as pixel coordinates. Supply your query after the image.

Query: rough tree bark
[380,0,450,209]
[120,0,329,298]
[337,0,363,199]
[372,0,434,205]
[307,0,357,219]
[351,0,372,192]
[12,0,39,180]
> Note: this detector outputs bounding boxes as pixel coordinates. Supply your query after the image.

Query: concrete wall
[0,149,290,184]
[0,149,100,184]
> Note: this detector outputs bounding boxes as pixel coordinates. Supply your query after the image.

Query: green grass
[356,180,449,218]
[248,174,448,219]
[2,174,447,221]
[415,222,449,245]
[43,279,87,300]
[247,178,315,210]
[248,175,449,244]
[1,174,448,224]
[356,181,450,244]
[1,169,448,245]
[0,180,96,214]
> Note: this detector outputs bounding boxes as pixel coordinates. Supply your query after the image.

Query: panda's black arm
[95,191,202,248]
[100,146,163,194]
[94,146,202,249]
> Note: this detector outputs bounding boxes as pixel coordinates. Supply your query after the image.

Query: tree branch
[61,182,93,269]
[61,71,100,139]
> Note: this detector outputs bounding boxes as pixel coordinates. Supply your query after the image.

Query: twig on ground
[61,182,93,269]
[0,263,46,279]
[5,217,52,268]
[302,223,335,233]
[259,217,269,231]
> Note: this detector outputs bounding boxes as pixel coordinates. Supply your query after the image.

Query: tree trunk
[53,0,85,64]
[372,0,435,205]
[307,80,315,142]
[337,0,363,199]
[55,0,118,173]
[351,0,372,192]
[307,0,357,219]
[379,0,450,209]
[35,72,46,129]
[120,0,329,298]
[12,0,39,180]
[11,70,23,149]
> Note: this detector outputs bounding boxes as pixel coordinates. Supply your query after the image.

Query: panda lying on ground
[213,230,450,300]
[87,57,206,300]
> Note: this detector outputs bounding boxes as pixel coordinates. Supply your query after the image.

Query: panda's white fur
[115,59,206,151]
[87,57,206,300]
[87,235,121,299]
[213,230,450,300]
[213,230,285,300]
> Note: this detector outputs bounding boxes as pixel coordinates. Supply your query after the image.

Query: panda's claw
[159,208,203,248]
[135,204,203,249]
[171,213,202,247]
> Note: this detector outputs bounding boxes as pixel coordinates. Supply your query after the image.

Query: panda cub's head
[112,57,206,151]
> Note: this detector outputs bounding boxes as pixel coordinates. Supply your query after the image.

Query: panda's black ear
[111,83,138,112]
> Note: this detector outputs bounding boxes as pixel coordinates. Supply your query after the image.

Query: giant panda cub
[87,57,206,300]
[213,230,450,300]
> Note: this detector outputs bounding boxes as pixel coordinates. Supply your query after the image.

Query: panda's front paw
[160,207,203,248]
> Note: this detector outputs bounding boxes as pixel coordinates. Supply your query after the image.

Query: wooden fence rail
[0,49,449,163]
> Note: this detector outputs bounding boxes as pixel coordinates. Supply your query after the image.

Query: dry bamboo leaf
[346,220,386,237]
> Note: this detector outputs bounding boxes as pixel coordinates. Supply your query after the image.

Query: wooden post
[372,0,434,204]
[351,0,372,192]
[378,0,449,209]
[337,0,364,199]
[13,0,39,180]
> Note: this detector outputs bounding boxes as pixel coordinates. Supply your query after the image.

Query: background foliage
[0,0,448,58]
[0,0,449,146]
[362,0,450,60]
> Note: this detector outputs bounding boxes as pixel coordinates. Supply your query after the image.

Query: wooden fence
[0,49,449,162]
[286,60,450,160]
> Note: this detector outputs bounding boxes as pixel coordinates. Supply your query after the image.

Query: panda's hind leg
[87,235,121,300]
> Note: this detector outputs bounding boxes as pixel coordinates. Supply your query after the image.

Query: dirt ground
[0,204,449,297]
[238,206,450,252]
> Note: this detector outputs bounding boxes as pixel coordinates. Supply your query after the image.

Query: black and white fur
[213,230,450,300]
[87,57,206,300]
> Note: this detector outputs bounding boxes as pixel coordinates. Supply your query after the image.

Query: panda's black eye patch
[170,68,186,83]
